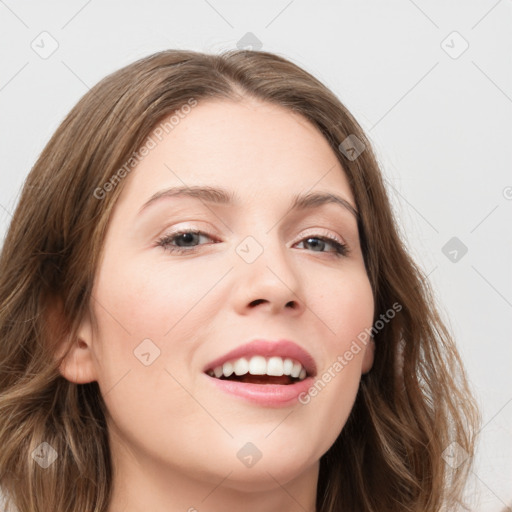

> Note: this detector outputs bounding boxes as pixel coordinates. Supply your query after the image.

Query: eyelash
[155,229,349,257]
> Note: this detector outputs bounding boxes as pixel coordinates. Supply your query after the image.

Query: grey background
[0,1,511,510]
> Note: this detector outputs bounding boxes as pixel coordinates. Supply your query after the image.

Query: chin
[217,458,318,492]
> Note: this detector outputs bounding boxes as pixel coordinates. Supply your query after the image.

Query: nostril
[249,299,266,307]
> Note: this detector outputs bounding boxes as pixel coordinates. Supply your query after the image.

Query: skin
[59,98,375,512]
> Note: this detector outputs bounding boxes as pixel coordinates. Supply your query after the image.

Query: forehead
[116,98,354,213]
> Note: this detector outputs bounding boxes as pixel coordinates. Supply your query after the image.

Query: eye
[295,234,348,257]
[156,230,216,254]
[156,229,349,257]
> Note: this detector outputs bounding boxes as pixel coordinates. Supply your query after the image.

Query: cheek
[89,256,213,455]
[95,252,224,339]
[311,263,374,349]
[89,253,227,412]
[290,267,373,456]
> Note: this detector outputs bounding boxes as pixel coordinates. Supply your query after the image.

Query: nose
[230,235,305,317]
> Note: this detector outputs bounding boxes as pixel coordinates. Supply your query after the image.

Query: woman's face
[64,98,374,492]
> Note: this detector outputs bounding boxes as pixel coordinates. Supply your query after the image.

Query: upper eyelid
[153,209,354,236]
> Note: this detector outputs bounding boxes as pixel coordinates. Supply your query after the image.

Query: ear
[361,337,375,374]
[50,299,98,384]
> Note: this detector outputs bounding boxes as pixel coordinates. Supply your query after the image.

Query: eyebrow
[138,185,358,218]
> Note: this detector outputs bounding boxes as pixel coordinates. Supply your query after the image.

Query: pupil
[307,238,323,251]
[177,232,197,246]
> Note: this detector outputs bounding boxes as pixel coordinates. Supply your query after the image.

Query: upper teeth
[208,356,307,381]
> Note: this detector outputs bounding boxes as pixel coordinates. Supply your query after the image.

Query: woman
[0,49,479,512]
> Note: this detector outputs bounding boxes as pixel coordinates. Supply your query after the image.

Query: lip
[203,372,314,407]
[202,339,317,377]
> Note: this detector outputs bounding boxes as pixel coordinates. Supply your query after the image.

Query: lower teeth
[217,374,298,385]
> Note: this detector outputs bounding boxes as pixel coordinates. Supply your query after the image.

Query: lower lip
[204,373,314,407]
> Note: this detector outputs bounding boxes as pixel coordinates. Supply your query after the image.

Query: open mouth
[204,354,314,389]
[206,372,304,385]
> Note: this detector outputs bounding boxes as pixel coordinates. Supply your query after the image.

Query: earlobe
[361,338,375,374]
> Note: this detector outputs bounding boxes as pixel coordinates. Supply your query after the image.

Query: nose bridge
[232,225,303,312]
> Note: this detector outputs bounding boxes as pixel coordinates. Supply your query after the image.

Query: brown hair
[0,49,479,511]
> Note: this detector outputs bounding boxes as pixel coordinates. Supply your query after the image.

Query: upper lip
[203,339,317,377]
